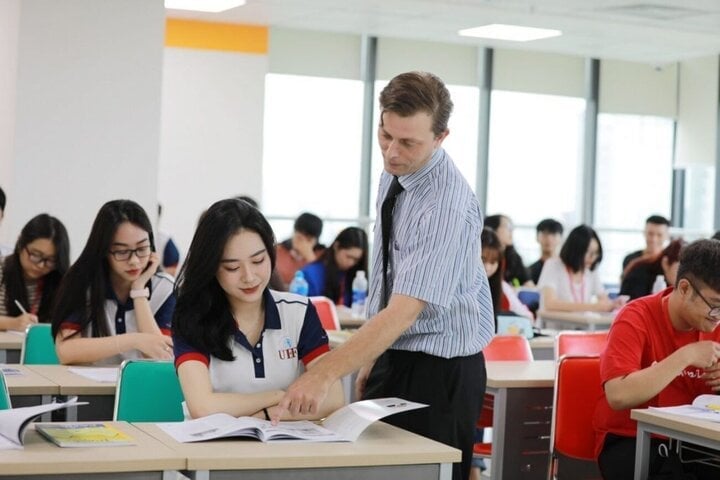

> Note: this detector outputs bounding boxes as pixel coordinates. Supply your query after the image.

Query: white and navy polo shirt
[60,272,175,365]
[173,289,330,394]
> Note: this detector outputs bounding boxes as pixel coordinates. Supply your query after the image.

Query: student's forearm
[186,390,286,419]
[604,349,691,410]
[132,297,163,335]
[543,297,607,312]
[56,332,135,364]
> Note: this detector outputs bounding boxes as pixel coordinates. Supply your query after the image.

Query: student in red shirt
[594,239,720,479]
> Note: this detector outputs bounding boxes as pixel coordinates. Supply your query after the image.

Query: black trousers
[363,349,486,480]
[598,433,719,480]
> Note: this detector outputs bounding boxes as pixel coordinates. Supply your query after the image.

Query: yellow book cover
[34,423,136,447]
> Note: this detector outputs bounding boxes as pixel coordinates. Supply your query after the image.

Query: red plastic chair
[555,331,608,358]
[474,335,534,458]
[309,296,340,331]
[547,356,603,479]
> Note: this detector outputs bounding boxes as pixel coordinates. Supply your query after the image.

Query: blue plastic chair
[113,359,185,422]
[20,324,60,364]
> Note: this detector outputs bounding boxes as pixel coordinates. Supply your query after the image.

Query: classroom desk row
[0,421,460,479]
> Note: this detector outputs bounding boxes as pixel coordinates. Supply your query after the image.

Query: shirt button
[255,358,262,363]
[256,343,261,348]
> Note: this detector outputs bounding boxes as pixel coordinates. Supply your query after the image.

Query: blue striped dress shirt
[367,148,495,358]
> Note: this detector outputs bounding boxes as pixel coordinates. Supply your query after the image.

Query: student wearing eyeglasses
[51,200,175,365]
[0,214,69,331]
[594,239,720,479]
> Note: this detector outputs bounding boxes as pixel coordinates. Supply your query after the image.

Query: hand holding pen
[12,300,38,332]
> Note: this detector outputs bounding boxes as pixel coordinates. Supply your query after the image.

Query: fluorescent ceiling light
[458,24,562,42]
[165,0,246,13]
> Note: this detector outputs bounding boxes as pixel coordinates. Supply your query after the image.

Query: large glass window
[684,164,716,235]
[486,90,586,266]
[594,114,674,283]
[262,74,364,237]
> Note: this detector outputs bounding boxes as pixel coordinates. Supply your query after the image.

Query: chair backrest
[113,359,185,422]
[555,331,608,358]
[0,371,11,410]
[551,356,602,461]
[20,324,60,365]
[483,335,534,361]
[309,296,340,331]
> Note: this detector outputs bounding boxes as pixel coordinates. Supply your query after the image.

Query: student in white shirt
[538,224,626,312]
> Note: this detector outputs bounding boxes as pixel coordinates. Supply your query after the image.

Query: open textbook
[158,397,426,443]
[0,398,87,450]
[650,394,720,422]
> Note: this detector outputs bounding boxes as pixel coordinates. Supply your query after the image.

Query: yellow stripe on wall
[165,19,268,54]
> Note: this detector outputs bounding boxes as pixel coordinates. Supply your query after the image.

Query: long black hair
[481,228,503,320]
[173,198,276,361]
[559,224,603,273]
[51,200,154,339]
[320,227,368,305]
[3,214,70,322]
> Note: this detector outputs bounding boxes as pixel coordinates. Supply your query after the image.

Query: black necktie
[381,176,404,308]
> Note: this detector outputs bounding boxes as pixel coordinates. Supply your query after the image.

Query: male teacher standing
[276,71,495,480]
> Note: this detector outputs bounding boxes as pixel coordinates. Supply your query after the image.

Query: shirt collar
[262,288,282,330]
[396,147,445,191]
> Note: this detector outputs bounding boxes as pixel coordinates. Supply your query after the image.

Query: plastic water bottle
[289,271,309,296]
[351,271,368,318]
[652,274,667,294]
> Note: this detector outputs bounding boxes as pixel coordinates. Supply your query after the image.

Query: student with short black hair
[52,200,175,365]
[172,199,344,420]
[528,218,563,285]
[621,215,670,273]
[274,212,324,290]
[0,214,69,331]
[595,239,720,479]
[538,225,626,312]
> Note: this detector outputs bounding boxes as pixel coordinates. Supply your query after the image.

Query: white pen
[14,300,28,314]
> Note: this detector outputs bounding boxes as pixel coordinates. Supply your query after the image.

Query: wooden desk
[3,365,57,409]
[138,421,460,480]
[28,365,117,421]
[485,360,556,480]
[0,331,24,363]
[528,332,556,360]
[0,422,184,478]
[632,409,720,480]
[537,310,614,331]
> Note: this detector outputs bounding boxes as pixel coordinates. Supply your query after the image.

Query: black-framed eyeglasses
[108,245,152,262]
[687,279,720,319]
[24,246,57,268]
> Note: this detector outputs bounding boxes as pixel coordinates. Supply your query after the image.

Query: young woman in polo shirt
[0,214,70,331]
[172,198,344,420]
[51,200,175,365]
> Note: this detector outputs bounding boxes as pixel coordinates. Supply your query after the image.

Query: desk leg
[0,350,6,363]
[634,423,651,480]
[439,462,452,480]
[490,388,507,480]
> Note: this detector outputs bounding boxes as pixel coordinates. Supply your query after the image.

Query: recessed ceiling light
[164,0,246,13]
[458,24,562,42]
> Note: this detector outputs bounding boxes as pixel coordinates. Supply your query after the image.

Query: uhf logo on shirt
[278,336,297,360]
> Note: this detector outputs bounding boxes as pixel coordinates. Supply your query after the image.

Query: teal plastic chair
[20,324,60,364]
[113,359,185,422]
[0,371,11,410]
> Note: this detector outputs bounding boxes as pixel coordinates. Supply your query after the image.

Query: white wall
[158,48,267,256]
[0,0,20,246]
[7,0,165,258]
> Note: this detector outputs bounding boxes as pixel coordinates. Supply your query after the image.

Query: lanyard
[566,268,585,303]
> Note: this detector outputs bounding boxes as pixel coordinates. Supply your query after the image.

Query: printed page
[258,420,341,442]
[35,422,135,447]
[651,394,720,422]
[157,413,264,443]
[322,397,428,441]
[691,394,720,411]
[68,367,119,383]
[0,398,88,449]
